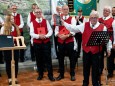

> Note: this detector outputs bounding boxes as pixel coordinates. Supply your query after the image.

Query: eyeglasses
[90,17,98,20]
[35,11,42,14]
[103,10,110,13]
[12,8,17,9]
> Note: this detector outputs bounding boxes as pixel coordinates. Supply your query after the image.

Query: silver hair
[104,6,112,12]
[90,10,99,18]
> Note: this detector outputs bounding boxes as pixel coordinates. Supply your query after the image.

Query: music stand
[87,31,110,86]
[0,36,26,86]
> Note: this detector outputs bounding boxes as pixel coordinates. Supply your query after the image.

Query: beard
[112,13,115,16]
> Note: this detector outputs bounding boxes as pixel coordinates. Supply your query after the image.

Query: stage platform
[0,57,115,86]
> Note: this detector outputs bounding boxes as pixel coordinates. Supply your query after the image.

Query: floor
[0,58,115,86]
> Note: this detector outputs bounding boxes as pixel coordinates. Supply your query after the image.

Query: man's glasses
[90,17,98,20]
[12,8,17,9]
[35,11,42,14]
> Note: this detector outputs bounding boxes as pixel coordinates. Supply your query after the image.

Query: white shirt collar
[102,16,111,20]
[63,15,69,20]
[12,12,17,16]
[77,15,82,19]
[90,22,100,29]
[36,18,42,23]
[32,11,36,15]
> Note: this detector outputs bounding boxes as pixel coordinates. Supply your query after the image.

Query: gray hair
[104,6,112,12]
[90,10,99,18]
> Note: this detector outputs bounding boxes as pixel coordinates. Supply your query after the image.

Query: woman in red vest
[11,4,24,62]
[0,13,20,85]
[63,10,112,86]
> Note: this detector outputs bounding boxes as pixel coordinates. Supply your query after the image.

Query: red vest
[99,17,114,40]
[58,16,74,44]
[33,19,50,44]
[82,22,104,54]
[10,27,18,37]
[30,12,36,22]
[14,13,23,32]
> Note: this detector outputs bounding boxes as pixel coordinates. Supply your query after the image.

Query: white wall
[97,0,115,17]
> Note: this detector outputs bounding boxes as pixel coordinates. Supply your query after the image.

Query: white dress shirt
[76,15,87,24]
[0,26,14,34]
[27,11,35,27]
[12,12,24,29]
[30,18,53,43]
[55,15,76,36]
[0,17,4,24]
[63,21,112,51]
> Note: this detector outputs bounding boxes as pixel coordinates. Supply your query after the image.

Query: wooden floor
[0,58,115,86]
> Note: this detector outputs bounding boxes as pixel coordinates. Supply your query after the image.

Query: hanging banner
[74,0,97,16]
[51,0,67,14]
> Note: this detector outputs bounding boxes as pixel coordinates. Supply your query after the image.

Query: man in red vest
[112,6,115,72]
[99,6,115,78]
[63,10,112,86]
[30,8,55,81]
[51,6,62,59]
[11,4,24,62]
[27,3,38,61]
[75,9,87,58]
[55,5,77,81]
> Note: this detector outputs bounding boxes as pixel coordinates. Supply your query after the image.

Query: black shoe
[48,76,55,81]
[37,75,43,80]
[107,73,113,78]
[20,59,24,62]
[32,58,35,61]
[56,75,64,81]
[15,81,19,84]
[0,73,1,77]
[71,76,76,81]
[9,81,12,85]
[0,61,4,64]
[82,83,88,86]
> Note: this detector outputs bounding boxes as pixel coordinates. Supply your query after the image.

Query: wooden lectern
[0,36,26,86]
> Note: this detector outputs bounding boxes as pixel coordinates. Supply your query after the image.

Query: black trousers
[58,42,76,76]
[54,36,59,58]
[83,51,100,86]
[34,42,53,77]
[75,33,82,57]
[100,45,107,73]
[30,42,36,61]
[4,50,19,79]
[107,48,115,74]
[19,32,24,61]
[0,51,4,63]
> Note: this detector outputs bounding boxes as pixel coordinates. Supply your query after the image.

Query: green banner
[74,0,97,16]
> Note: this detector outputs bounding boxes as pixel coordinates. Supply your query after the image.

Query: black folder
[0,35,14,48]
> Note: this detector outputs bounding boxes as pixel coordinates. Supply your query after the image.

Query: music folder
[54,14,62,26]
[59,27,70,35]
[0,35,14,48]
[37,27,46,35]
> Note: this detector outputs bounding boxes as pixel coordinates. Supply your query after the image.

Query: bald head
[56,6,62,14]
